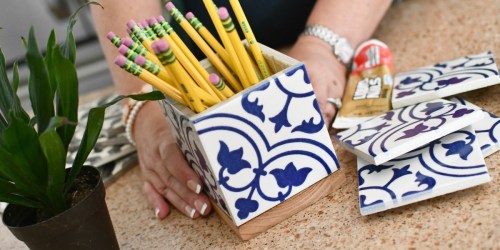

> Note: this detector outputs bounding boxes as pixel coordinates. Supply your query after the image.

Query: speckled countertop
[1,0,499,248]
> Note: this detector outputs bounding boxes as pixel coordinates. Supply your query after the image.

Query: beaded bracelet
[125,100,147,146]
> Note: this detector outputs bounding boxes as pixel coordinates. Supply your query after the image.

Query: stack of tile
[334,51,500,215]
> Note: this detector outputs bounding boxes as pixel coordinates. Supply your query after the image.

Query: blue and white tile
[334,99,485,165]
[392,51,500,108]
[449,97,500,157]
[163,64,339,226]
[192,64,339,226]
[162,102,231,216]
[357,126,491,216]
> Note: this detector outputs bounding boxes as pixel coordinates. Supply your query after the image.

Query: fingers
[143,181,170,220]
[322,102,337,127]
[140,144,212,218]
[141,164,211,217]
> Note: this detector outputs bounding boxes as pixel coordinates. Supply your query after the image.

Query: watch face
[335,38,354,64]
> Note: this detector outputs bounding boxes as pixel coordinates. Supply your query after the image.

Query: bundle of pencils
[108,0,272,113]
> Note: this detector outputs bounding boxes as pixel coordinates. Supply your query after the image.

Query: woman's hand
[132,101,211,219]
[288,35,347,126]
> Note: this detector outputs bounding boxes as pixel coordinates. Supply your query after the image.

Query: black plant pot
[2,166,119,250]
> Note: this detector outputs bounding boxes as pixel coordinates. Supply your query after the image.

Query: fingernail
[187,180,202,194]
[185,205,196,219]
[200,203,208,215]
[155,208,160,218]
[195,200,208,215]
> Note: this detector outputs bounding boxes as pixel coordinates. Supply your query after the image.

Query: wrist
[132,101,176,147]
[301,25,354,66]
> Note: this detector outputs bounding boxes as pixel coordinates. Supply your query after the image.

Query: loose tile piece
[357,126,491,216]
[392,51,500,108]
[334,99,484,165]
[449,97,500,157]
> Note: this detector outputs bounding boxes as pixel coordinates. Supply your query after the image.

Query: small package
[332,39,393,129]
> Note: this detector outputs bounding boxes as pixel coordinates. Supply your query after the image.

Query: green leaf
[0,144,43,197]
[39,129,67,213]
[1,113,48,190]
[10,62,30,124]
[52,46,78,150]
[26,27,54,133]
[12,61,19,93]
[65,91,164,191]
[63,33,76,64]
[0,113,6,132]
[45,30,57,97]
[62,1,103,63]
[0,191,42,209]
[0,48,14,124]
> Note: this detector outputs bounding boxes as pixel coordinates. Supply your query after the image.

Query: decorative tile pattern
[449,97,500,157]
[392,51,500,108]
[357,126,491,216]
[163,64,339,226]
[334,99,484,165]
[162,103,230,215]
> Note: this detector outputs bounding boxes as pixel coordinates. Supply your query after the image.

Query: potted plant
[0,2,163,249]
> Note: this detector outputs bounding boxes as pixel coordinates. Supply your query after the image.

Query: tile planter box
[160,44,344,239]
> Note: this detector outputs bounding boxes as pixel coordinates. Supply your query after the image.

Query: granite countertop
[1,0,499,248]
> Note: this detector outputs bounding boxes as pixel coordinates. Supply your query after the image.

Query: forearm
[90,0,162,95]
[305,0,392,50]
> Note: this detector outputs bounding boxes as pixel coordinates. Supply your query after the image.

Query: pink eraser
[208,73,220,84]
[135,55,146,66]
[126,27,131,34]
[165,2,175,11]
[114,55,127,66]
[140,20,148,28]
[185,12,195,20]
[118,45,129,55]
[151,42,159,54]
[156,16,165,22]
[153,39,169,54]
[122,37,133,47]
[147,17,157,26]
[127,20,137,29]
[122,37,134,47]
[218,7,229,20]
[138,23,144,29]
[106,31,115,40]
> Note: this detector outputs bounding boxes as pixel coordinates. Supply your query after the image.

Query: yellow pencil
[218,7,261,85]
[135,54,218,106]
[152,40,206,113]
[164,4,228,101]
[114,55,185,104]
[106,32,121,48]
[202,0,251,89]
[167,4,242,93]
[133,53,174,85]
[208,73,234,98]
[155,14,222,101]
[229,0,271,78]
[121,37,162,65]
[185,12,233,70]
[127,20,155,52]
[139,20,159,42]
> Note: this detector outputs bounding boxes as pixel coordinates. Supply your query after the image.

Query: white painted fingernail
[187,180,202,194]
[155,208,160,218]
[185,205,196,219]
[200,203,207,215]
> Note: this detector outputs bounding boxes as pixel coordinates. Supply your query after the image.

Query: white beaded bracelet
[125,100,147,146]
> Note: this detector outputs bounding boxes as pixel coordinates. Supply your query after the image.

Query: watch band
[302,25,354,66]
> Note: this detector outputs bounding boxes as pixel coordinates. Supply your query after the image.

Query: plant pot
[2,166,119,250]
